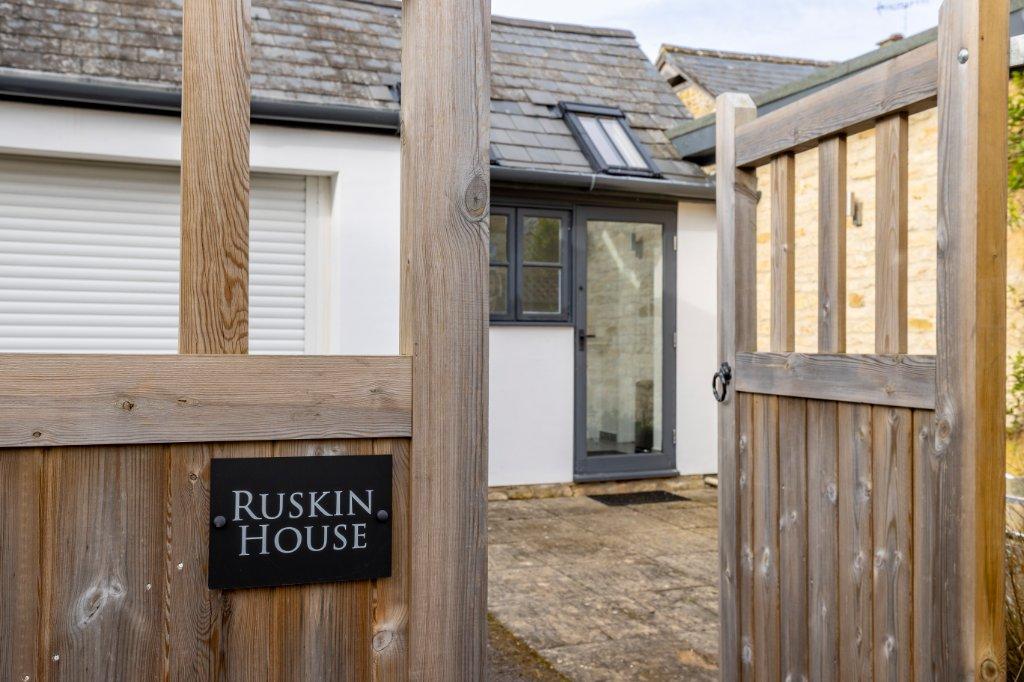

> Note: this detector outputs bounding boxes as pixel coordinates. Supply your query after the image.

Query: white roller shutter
[0,155,311,354]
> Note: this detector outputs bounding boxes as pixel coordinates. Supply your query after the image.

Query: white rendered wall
[0,100,402,355]
[676,200,718,475]
[488,326,575,486]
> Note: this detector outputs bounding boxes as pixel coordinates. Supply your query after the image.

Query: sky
[489,0,943,63]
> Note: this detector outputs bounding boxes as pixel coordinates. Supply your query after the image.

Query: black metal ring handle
[712,362,732,403]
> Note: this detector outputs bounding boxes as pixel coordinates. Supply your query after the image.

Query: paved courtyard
[487,486,720,681]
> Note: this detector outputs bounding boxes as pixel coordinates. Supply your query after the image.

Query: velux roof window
[560,102,660,178]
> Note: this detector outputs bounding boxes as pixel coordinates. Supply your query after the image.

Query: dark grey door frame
[573,205,678,482]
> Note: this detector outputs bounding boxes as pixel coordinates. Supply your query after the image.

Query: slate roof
[657,45,833,99]
[0,0,705,184]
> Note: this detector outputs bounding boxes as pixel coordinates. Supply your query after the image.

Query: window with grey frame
[489,207,572,323]
[559,102,661,178]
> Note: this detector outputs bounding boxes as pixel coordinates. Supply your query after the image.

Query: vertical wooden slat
[179,0,250,354]
[371,437,411,681]
[818,135,847,353]
[171,0,251,676]
[771,153,796,352]
[936,0,1008,677]
[807,400,839,681]
[871,407,913,680]
[875,113,909,354]
[738,392,756,680]
[837,402,873,678]
[912,409,940,679]
[752,395,781,680]
[715,92,758,682]
[779,397,808,680]
[46,447,166,680]
[0,450,42,682]
[401,0,490,676]
[270,439,375,682]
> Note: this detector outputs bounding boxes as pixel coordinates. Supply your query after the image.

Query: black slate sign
[208,455,392,590]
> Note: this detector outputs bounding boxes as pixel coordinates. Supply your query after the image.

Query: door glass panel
[490,214,509,263]
[585,221,663,455]
[522,266,561,314]
[522,216,562,263]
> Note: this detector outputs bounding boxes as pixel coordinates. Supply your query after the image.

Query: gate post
[935,0,1007,676]
[715,92,758,682]
[400,0,490,678]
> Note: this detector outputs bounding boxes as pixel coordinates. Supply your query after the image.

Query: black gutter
[490,166,715,201]
[0,72,401,133]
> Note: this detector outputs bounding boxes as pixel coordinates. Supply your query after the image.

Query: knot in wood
[119,399,135,411]
[372,629,394,652]
[462,169,488,219]
[980,658,1000,680]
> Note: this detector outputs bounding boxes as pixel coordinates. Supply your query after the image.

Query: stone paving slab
[487,487,720,681]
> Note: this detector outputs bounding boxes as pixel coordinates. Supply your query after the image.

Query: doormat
[588,490,690,506]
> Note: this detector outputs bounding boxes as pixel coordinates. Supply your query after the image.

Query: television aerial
[875,0,930,34]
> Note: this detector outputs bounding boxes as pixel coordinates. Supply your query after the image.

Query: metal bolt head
[376,509,389,523]
[957,48,969,64]
[213,515,227,529]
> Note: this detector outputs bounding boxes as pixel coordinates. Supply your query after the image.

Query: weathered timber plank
[180,0,250,354]
[734,352,935,409]
[807,400,839,681]
[818,136,847,353]
[0,450,42,682]
[716,92,759,682]
[912,409,941,679]
[935,0,1008,676]
[871,407,913,680]
[752,395,781,680]
[0,354,412,448]
[165,441,220,680]
[45,446,167,680]
[735,41,936,167]
[875,113,910,355]
[738,392,756,679]
[837,402,873,678]
[771,153,796,353]
[778,397,808,680]
[268,439,375,681]
[371,437,411,680]
[401,0,490,676]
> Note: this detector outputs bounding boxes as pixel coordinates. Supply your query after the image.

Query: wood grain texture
[0,449,42,682]
[837,402,873,679]
[738,391,756,680]
[912,409,941,679]
[818,136,847,353]
[401,0,490,676]
[751,395,781,681]
[875,113,910,355]
[778,397,808,680]
[715,92,758,682]
[871,407,913,681]
[734,352,935,409]
[371,438,410,681]
[771,153,796,352]
[45,446,167,680]
[807,400,839,681]
[735,41,937,167]
[180,0,250,354]
[935,0,1008,677]
[0,354,412,448]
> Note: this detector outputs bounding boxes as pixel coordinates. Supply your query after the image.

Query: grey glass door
[574,207,676,481]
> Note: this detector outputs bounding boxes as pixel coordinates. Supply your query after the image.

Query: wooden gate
[716,0,1007,678]
[0,0,488,679]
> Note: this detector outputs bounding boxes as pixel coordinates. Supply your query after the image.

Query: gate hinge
[672,235,678,251]
[673,331,677,348]
[672,428,677,445]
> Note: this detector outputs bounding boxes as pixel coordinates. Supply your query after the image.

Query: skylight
[560,102,660,178]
